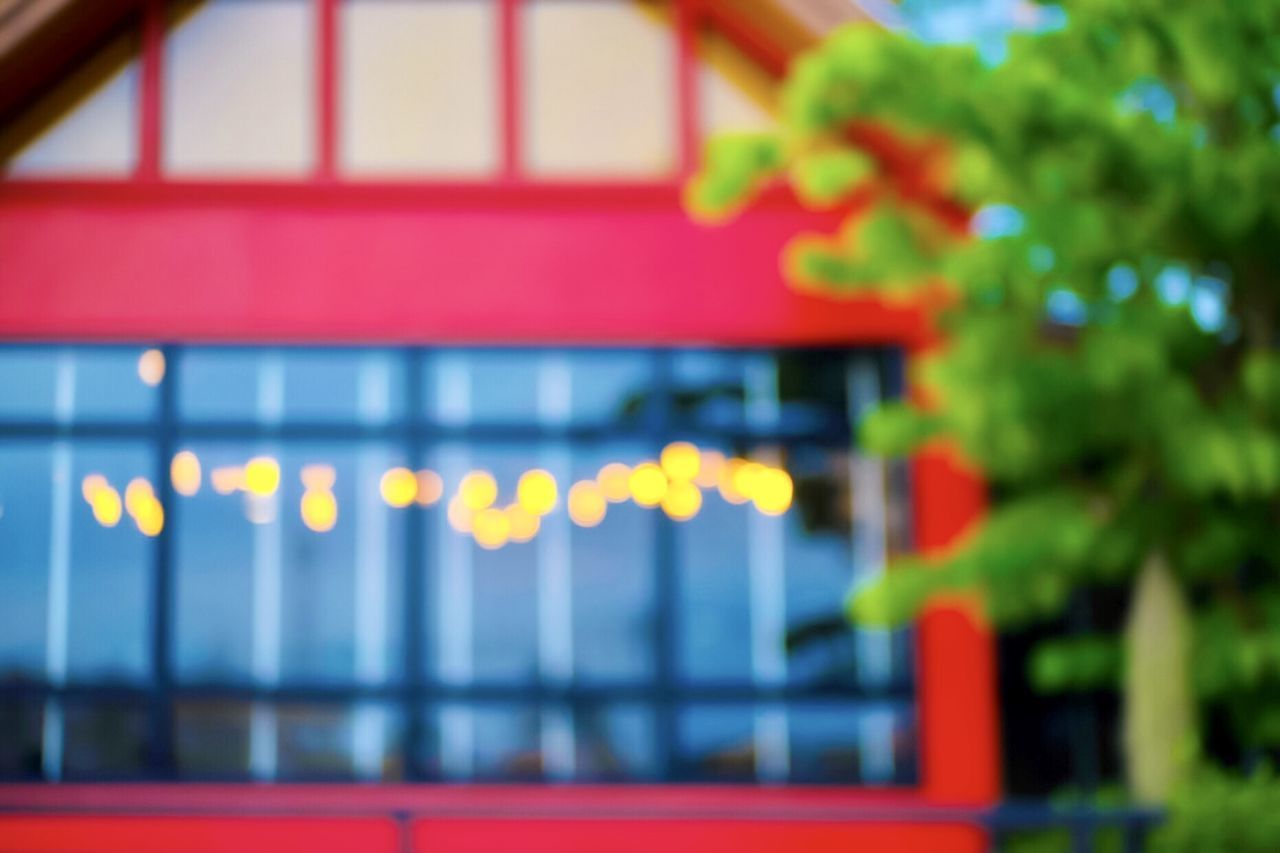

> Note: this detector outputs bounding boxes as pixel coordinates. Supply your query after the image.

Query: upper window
[2,0,779,181]
[0,344,914,785]
[164,0,316,175]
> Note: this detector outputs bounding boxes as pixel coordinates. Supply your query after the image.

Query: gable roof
[0,0,146,127]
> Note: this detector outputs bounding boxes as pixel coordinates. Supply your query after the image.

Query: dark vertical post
[651,349,678,778]
[402,348,426,779]
[147,344,178,776]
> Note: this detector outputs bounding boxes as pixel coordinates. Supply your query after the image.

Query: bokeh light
[90,485,122,527]
[506,504,540,542]
[301,463,336,491]
[133,497,164,537]
[244,457,280,496]
[137,348,165,387]
[517,469,558,516]
[459,470,498,511]
[124,477,154,518]
[380,467,418,508]
[660,441,701,481]
[80,473,107,504]
[628,462,668,507]
[415,469,444,506]
[211,466,244,495]
[170,450,201,496]
[717,458,755,504]
[568,480,607,527]
[472,507,511,549]
[751,467,794,515]
[300,489,338,532]
[694,449,725,489]
[661,479,703,521]
[597,462,632,503]
[447,496,473,533]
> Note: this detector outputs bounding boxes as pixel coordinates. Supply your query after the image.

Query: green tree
[688,1,1280,804]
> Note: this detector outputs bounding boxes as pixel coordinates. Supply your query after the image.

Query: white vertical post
[847,356,895,782]
[745,356,789,781]
[42,350,76,780]
[536,355,574,780]
[436,354,474,778]
[353,355,391,780]
[249,355,284,780]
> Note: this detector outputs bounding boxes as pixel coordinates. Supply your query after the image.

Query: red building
[0,1,997,850]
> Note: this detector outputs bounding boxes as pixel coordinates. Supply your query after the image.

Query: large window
[0,345,915,784]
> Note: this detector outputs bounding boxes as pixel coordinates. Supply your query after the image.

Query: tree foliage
[689,0,1280,761]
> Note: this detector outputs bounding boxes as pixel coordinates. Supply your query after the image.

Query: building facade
[0,1,997,850]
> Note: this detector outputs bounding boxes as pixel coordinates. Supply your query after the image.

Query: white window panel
[164,0,314,175]
[341,0,498,176]
[523,0,674,178]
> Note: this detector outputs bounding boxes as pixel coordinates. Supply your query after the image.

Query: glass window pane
[429,444,540,683]
[275,702,402,780]
[524,0,674,177]
[787,702,917,784]
[676,704,756,781]
[4,31,139,176]
[173,699,250,778]
[62,701,148,778]
[438,703,544,781]
[0,443,53,681]
[574,703,656,780]
[179,349,402,424]
[66,442,153,681]
[174,443,406,685]
[341,0,498,176]
[0,700,43,779]
[567,351,655,426]
[676,487,752,682]
[571,443,655,682]
[0,348,158,421]
[426,351,541,426]
[164,0,314,174]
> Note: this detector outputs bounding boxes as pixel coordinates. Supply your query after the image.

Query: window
[341,0,499,176]
[0,344,914,784]
[523,0,675,177]
[164,0,315,175]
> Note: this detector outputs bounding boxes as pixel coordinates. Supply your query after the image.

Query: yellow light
[717,458,758,505]
[137,348,165,387]
[211,466,244,495]
[124,477,154,517]
[91,486,122,527]
[660,441,701,481]
[134,497,164,537]
[628,462,668,507]
[458,470,498,511]
[662,479,703,521]
[380,467,418,508]
[447,496,473,533]
[244,457,280,496]
[81,473,108,504]
[506,504,540,543]
[170,451,201,496]
[695,449,725,489]
[516,469,558,516]
[301,463,336,491]
[597,462,632,503]
[568,480,607,527]
[301,489,338,532]
[415,469,444,506]
[472,507,511,550]
[751,467,794,515]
